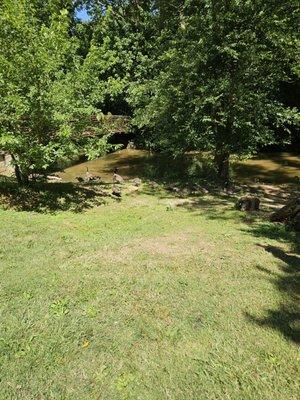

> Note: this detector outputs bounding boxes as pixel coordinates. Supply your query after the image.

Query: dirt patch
[73,231,215,267]
[118,231,214,259]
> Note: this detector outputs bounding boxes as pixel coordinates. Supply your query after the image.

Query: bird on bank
[113,168,124,184]
[76,167,101,184]
[85,167,92,181]
[112,185,122,198]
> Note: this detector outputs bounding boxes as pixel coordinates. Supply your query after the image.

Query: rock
[131,178,142,187]
[127,140,136,149]
[76,176,84,183]
[236,195,260,211]
[148,181,159,189]
[47,175,62,181]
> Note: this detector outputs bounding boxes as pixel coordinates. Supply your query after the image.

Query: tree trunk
[14,164,23,185]
[11,154,29,185]
[214,151,230,183]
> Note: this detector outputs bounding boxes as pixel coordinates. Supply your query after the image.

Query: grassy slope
[0,192,299,399]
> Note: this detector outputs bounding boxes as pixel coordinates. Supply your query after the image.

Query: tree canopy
[130,0,300,179]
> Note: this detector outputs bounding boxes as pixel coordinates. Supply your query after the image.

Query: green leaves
[0,0,111,181]
[130,0,299,167]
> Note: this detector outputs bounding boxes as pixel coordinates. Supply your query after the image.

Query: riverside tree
[131,0,300,181]
[0,0,111,184]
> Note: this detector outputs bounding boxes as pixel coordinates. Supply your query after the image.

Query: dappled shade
[245,236,299,343]
[0,179,106,213]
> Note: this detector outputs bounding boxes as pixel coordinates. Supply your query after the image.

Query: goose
[112,186,122,198]
[85,167,92,181]
[113,168,124,184]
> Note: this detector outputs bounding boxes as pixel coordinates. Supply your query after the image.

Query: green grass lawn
[0,188,299,399]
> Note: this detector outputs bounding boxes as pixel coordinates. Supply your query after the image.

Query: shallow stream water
[57,149,300,184]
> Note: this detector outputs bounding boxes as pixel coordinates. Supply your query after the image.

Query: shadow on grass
[0,178,107,213]
[245,222,299,343]
[179,194,300,343]
[168,190,300,343]
[247,221,299,250]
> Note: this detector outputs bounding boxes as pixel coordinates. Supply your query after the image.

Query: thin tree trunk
[14,164,23,185]
[214,150,230,183]
[11,154,28,185]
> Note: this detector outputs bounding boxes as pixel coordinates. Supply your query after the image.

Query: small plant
[50,298,70,317]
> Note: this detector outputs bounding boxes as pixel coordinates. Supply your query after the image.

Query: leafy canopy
[0,0,112,181]
[131,0,300,163]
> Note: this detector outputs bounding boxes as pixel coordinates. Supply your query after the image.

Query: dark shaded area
[277,79,300,152]
[248,222,299,251]
[245,226,299,343]
[107,151,229,190]
[0,178,107,213]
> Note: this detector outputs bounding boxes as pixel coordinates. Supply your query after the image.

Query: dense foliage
[0,0,112,183]
[0,0,299,183]
[131,0,300,180]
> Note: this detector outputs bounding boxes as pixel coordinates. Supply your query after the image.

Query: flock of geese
[76,167,124,198]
